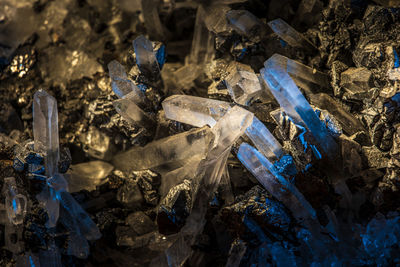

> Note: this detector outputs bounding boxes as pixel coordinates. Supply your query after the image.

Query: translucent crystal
[112,126,215,172]
[80,126,114,161]
[2,177,27,225]
[203,5,232,34]
[140,0,165,40]
[67,161,114,193]
[39,241,62,267]
[107,60,145,103]
[133,35,161,79]
[267,19,317,53]
[263,54,330,94]
[238,143,316,220]
[309,93,365,135]
[226,10,263,42]
[245,116,284,161]
[262,55,338,157]
[113,96,154,128]
[33,89,59,177]
[224,62,262,105]
[162,95,231,127]
[189,5,215,65]
[57,190,101,240]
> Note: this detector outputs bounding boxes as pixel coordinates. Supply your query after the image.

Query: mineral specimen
[67,161,114,192]
[2,177,27,225]
[133,35,162,80]
[226,10,264,42]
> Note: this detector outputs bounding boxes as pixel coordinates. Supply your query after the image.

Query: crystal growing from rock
[224,62,262,105]
[113,96,154,128]
[107,60,145,103]
[262,55,338,157]
[238,143,316,220]
[112,126,215,172]
[267,19,317,53]
[263,54,330,94]
[226,10,264,42]
[245,116,284,161]
[2,177,27,225]
[33,89,59,177]
[162,95,231,127]
[133,35,161,80]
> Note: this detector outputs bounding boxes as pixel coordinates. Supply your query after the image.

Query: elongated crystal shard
[133,35,161,79]
[264,54,330,93]
[107,60,145,103]
[224,62,262,105]
[140,0,165,40]
[113,96,154,128]
[162,95,231,127]
[2,177,27,225]
[267,19,317,53]
[238,143,316,220]
[33,89,59,177]
[226,10,263,42]
[112,126,215,172]
[262,55,338,157]
[189,5,215,65]
[245,116,284,161]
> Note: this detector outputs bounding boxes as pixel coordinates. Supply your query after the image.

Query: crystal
[162,95,231,128]
[263,54,330,94]
[112,126,215,172]
[203,5,232,34]
[309,93,365,135]
[140,0,165,40]
[67,161,114,193]
[237,143,316,220]
[245,116,284,161]
[33,89,59,177]
[107,60,145,102]
[117,179,144,206]
[262,55,338,158]
[226,10,263,42]
[80,126,115,161]
[340,67,373,99]
[225,239,247,267]
[2,177,27,225]
[189,5,215,65]
[57,190,101,240]
[113,96,154,128]
[267,19,317,53]
[224,62,262,105]
[133,35,161,80]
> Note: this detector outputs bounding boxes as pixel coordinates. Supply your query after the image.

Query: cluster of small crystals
[1,0,400,266]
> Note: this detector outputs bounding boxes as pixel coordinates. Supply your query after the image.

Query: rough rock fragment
[340,67,373,100]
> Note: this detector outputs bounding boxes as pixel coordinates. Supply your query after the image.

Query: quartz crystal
[262,55,338,157]
[113,96,154,128]
[203,5,232,34]
[309,93,365,135]
[112,126,215,172]
[2,177,27,225]
[245,116,284,161]
[133,35,161,80]
[238,143,316,220]
[140,0,165,40]
[107,60,145,103]
[67,161,114,193]
[33,89,59,177]
[224,62,262,105]
[267,19,317,53]
[226,10,263,42]
[162,95,231,127]
[189,5,215,65]
[263,54,330,94]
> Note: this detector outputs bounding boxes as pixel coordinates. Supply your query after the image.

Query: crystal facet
[262,55,338,157]
[226,10,263,42]
[2,177,27,225]
[133,35,161,80]
[224,62,262,105]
